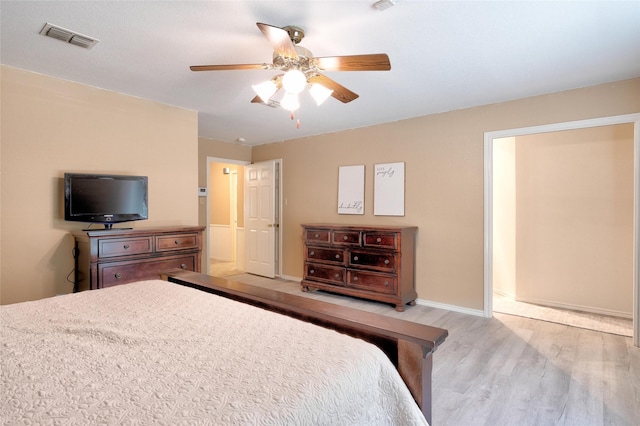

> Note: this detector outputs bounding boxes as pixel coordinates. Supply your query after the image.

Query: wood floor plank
[221,274,640,426]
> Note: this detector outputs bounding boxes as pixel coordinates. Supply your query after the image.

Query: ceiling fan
[190,23,391,110]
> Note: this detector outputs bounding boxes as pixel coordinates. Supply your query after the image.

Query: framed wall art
[337,165,365,215]
[374,162,405,216]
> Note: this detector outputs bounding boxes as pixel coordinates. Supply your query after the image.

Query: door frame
[483,113,640,347]
[206,156,250,275]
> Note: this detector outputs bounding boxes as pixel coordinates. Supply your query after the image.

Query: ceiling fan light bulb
[252,80,278,102]
[280,92,300,112]
[309,83,334,106]
[282,69,307,94]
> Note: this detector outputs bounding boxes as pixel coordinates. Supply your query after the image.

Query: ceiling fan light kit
[280,91,300,112]
[309,83,334,106]
[190,22,391,125]
[252,80,278,103]
[281,69,307,94]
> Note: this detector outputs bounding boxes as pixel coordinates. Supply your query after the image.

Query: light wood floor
[224,273,640,426]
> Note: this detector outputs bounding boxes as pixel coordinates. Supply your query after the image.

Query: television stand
[83,227,133,231]
[72,226,205,291]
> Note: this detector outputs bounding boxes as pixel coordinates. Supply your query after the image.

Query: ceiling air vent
[39,23,99,49]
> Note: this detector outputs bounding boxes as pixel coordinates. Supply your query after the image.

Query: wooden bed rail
[163,271,448,424]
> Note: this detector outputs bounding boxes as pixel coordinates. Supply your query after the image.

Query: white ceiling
[1,1,639,146]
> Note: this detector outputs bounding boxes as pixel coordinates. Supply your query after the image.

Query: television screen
[64,173,148,228]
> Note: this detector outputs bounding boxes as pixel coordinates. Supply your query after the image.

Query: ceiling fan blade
[190,64,266,71]
[256,22,298,59]
[312,54,391,71]
[308,74,359,103]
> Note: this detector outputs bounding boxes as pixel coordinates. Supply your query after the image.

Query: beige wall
[1,66,199,305]
[2,65,638,314]
[515,124,634,316]
[252,78,640,311]
[210,162,232,225]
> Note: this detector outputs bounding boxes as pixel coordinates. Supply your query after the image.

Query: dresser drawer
[347,270,397,295]
[349,250,397,272]
[156,234,198,252]
[363,232,398,250]
[304,263,345,285]
[98,237,153,259]
[99,255,196,288]
[332,230,361,246]
[306,246,346,265]
[305,229,331,244]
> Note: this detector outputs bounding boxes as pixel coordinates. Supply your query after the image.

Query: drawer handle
[343,236,348,241]
[334,273,340,279]
[384,281,389,286]
[174,240,180,245]
[123,244,130,250]
[180,263,187,269]
[115,273,122,279]
[377,237,382,243]
[310,269,315,274]
[314,233,320,238]
[384,259,390,265]
[335,254,340,259]
[310,250,315,256]
[353,256,359,261]
[353,276,359,282]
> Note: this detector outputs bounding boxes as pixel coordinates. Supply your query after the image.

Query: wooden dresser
[72,226,205,291]
[301,224,418,311]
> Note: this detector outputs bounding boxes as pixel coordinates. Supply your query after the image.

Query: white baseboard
[280,274,301,283]
[493,288,515,299]
[514,295,633,320]
[275,274,485,317]
[415,298,486,317]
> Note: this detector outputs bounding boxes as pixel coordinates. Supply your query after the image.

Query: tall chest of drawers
[72,226,205,291]
[301,224,418,311]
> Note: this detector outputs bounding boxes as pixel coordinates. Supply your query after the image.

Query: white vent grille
[260,99,280,108]
[39,23,99,49]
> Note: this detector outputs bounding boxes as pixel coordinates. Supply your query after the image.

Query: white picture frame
[338,165,365,215]
[374,162,405,216]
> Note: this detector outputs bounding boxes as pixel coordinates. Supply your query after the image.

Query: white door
[245,160,277,277]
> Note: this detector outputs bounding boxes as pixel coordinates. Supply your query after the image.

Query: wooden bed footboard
[162,271,448,424]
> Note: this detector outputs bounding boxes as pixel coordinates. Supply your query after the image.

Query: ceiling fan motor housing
[283,25,305,44]
[272,46,314,74]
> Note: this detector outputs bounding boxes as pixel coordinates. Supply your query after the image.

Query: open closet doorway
[207,157,249,277]
[484,114,640,347]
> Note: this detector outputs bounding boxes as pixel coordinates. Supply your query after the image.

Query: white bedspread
[1,280,427,425]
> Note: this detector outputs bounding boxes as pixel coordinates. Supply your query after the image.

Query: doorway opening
[207,157,249,277]
[484,114,640,347]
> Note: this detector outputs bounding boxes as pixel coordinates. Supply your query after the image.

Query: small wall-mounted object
[222,167,231,175]
[198,187,208,197]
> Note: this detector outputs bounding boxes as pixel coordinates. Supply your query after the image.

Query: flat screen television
[64,173,148,229]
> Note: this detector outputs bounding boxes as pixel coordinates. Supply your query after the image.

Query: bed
[1,274,447,425]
